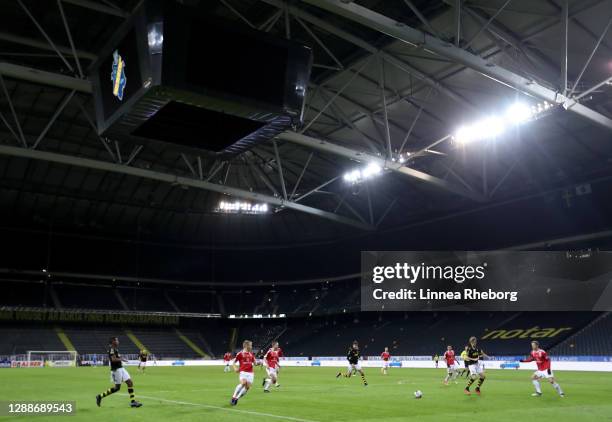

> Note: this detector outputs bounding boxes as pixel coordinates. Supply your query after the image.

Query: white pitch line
[133,394,319,422]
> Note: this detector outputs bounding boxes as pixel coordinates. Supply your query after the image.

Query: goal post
[27,351,77,367]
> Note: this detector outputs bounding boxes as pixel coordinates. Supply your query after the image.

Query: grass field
[1,366,611,421]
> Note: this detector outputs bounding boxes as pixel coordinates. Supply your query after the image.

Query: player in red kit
[230,340,258,406]
[443,345,460,385]
[275,342,283,373]
[520,341,564,397]
[380,347,391,375]
[263,344,281,392]
[223,351,233,372]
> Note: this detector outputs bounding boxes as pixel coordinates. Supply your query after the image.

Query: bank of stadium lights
[217,201,269,214]
[343,162,383,184]
[391,152,410,164]
[453,101,555,145]
[228,314,286,319]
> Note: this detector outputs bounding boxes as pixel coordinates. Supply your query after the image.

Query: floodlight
[454,125,478,144]
[455,116,506,144]
[343,169,361,183]
[217,200,268,214]
[343,162,383,184]
[505,102,532,124]
[481,116,505,138]
[362,163,382,178]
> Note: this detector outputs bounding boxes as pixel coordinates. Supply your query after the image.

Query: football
[414,390,423,399]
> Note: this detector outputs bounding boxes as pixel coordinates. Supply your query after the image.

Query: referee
[460,345,470,378]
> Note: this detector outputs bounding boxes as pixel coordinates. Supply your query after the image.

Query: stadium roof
[1,0,611,248]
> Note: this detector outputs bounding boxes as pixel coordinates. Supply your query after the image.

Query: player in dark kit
[336,341,368,386]
[464,336,490,396]
[275,342,284,373]
[96,337,142,408]
[138,349,148,373]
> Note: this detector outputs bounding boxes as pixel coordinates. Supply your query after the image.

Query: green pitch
[1,366,611,421]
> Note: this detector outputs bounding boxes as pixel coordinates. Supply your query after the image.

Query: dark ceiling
[0,0,611,255]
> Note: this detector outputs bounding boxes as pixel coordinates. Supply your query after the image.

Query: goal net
[27,351,77,367]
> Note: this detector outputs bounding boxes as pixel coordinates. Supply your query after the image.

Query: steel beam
[259,0,475,111]
[18,0,75,73]
[326,0,609,138]
[290,152,313,198]
[403,0,441,38]
[379,57,392,159]
[453,3,559,81]
[57,0,84,77]
[32,90,76,149]
[220,0,256,28]
[398,89,431,154]
[561,0,569,95]
[0,74,26,147]
[294,176,340,202]
[454,0,461,47]
[272,139,288,200]
[244,155,280,197]
[278,131,485,201]
[568,12,612,97]
[0,62,92,93]
[295,16,344,69]
[303,0,612,131]
[0,32,97,61]
[376,197,397,227]
[303,57,373,133]
[61,0,129,18]
[572,75,612,102]
[0,144,373,230]
[463,0,512,50]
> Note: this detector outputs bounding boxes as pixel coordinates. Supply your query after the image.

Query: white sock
[233,384,243,399]
[238,387,248,398]
[264,378,271,390]
[552,383,563,395]
[532,380,542,394]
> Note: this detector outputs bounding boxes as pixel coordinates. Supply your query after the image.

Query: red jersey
[521,349,551,371]
[444,350,456,365]
[223,352,232,362]
[276,347,283,358]
[381,352,391,361]
[265,349,280,369]
[234,351,256,373]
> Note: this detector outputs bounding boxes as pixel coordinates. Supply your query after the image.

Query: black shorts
[464,361,469,368]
